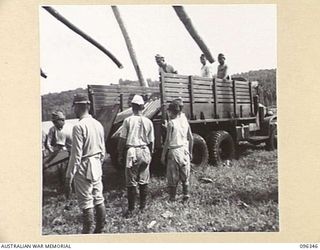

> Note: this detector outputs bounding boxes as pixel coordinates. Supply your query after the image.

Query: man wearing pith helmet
[65,93,106,234]
[118,94,154,217]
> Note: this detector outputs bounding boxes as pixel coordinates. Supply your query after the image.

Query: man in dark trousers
[65,94,106,234]
[118,95,154,217]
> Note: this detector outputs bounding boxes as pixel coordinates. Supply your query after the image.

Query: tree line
[41,69,276,121]
[233,69,276,107]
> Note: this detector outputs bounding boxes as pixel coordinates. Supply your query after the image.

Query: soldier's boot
[93,203,106,234]
[124,186,136,218]
[182,183,190,202]
[82,207,95,234]
[139,184,148,211]
[168,186,177,202]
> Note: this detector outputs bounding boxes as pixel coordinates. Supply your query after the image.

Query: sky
[39,5,276,95]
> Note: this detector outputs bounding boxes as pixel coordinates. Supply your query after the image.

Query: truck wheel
[266,125,277,150]
[206,131,235,165]
[192,133,209,167]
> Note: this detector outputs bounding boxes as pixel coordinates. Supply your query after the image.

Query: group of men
[43,52,229,234]
[155,53,230,80]
[44,92,193,234]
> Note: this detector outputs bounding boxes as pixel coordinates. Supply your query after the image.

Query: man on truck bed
[155,54,178,74]
[217,53,230,80]
[161,100,193,202]
[118,95,154,218]
[200,54,213,78]
[65,94,106,234]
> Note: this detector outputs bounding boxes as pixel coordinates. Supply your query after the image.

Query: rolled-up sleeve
[66,125,83,180]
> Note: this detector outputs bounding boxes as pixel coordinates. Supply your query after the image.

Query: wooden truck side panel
[88,84,159,115]
[160,73,254,121]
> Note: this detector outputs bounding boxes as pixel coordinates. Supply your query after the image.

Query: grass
[42,145,278,235]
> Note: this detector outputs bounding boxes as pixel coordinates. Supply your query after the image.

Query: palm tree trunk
[111,6,147,87]
[43,6,123,68]
[173,6,215,63]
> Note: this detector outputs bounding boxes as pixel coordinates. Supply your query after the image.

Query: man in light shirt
[65,94,106,234]
[118,95,154,217]
[161,100,193,202]
[46,111,72,154]
[46,111,72,190]
[200,54,213,78]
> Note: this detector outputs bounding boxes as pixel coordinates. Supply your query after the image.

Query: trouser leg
[94,203,106,234]
[128,186,136,211]
[82,207,94,234]
[182,182,190,201]
[139,184,148,210]
[168,186,177,201]
[125,186,136,217]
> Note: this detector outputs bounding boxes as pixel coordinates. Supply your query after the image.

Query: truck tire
[266,125,277,150]
[192,133,209,167]
[206,130,235,165]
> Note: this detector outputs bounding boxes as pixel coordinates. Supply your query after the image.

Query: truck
[88,72,277,170]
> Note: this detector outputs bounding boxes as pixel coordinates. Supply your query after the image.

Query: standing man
[155,54,178,74]
[45,111,72,189]
[200,54,213,78]
[118,95,154,217]
[161,100,193,202]
[173,98,188,123]
[65,94,106,234]
[217,53,230,80]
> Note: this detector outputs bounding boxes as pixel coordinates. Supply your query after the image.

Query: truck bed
[160,73,256,121]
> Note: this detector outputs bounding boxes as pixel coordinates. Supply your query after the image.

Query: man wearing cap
[174,98,188,123]
[65,93,106,234]
[46,111,72,154]
[46,111,72,189]
[161,100,193,202]
[217,53,230,80]
[200,54,213,78]
[118,95,154,217]
[155,54,178,74]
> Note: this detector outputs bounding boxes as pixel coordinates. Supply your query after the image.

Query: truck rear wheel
[266,125,277,150]
[192,133,209,167]
[206,130,235,165]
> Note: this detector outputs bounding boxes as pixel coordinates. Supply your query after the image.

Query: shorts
[166,147,190,187]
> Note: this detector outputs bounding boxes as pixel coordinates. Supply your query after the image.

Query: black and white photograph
[40,5,278,235]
